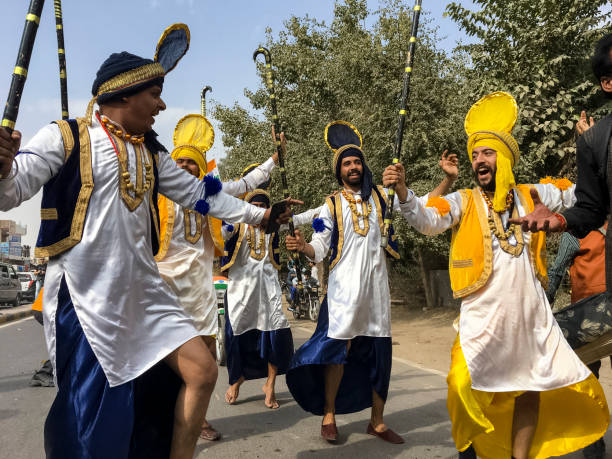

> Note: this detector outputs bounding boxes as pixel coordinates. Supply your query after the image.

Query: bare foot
[262,383,279,409]
[225,377,244,404]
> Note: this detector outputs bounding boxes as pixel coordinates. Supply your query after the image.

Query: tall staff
[201,85,212,116]
[253,46,303,289]
[381,0,422,248]
[1,0,46,133]
[54,0,68,119]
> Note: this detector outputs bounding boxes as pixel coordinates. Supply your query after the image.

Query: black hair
[592,34,612,81]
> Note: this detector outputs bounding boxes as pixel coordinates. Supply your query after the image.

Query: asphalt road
[0,318,607,458]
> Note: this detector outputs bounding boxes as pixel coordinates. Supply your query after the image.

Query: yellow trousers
[447,335,609,459]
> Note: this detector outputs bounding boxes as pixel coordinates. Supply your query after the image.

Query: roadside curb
[0,309,33,325]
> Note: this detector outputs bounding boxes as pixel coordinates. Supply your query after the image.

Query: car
[0,262,22,307]
[18,272,37,302]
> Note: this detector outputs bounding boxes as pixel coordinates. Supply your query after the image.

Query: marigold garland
[539,176,573,191]
[425,196,451,216]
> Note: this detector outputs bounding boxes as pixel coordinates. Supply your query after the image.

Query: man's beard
[473,169,495,192]
[343,170,362,186]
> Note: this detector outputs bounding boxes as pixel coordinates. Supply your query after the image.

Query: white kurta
[224,208,319,335]
[0,115,265,387]
[156,159,275,336]
[308,189,411,340]
[402,184,592,391]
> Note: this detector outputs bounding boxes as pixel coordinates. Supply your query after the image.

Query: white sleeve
[308,203,333,263]
[397,190,463,235]
[534,183,576,213]
[282,204,324,230]
[0,124,65,211]
[157,153,265,225]
[221,157,275,197]
[222,223,238,241]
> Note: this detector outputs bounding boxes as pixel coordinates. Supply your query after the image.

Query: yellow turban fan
[464,91,519,213]
[171,114,215,179]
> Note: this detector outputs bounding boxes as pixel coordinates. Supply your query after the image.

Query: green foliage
[445,0,612,181]
[214,0,612,269]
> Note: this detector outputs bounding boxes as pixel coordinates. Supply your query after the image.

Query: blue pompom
[312,218,328,233]
[203,174,222,197]
[225,224,234,233]
[194,199,210,216]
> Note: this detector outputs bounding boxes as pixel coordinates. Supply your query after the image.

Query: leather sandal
[321,422,338,442]
[367,423,404,444]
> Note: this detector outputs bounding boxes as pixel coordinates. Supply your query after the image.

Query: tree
[445,0,612,181]
[214,0,471,268]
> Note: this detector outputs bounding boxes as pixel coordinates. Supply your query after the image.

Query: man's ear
[601,76,612,94]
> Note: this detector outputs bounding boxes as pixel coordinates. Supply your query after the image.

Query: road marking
[0,316,34,329]
[392,356,447,377]
[296,325,447,378]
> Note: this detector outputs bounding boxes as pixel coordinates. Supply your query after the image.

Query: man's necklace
[246,226,266,260]
[341,189,371,236]
[480,189,524,257]
[99,114,154,211]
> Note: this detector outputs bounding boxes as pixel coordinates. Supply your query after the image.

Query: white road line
[0,316,34,329]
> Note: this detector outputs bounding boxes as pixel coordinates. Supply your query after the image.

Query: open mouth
[477,167,490,178]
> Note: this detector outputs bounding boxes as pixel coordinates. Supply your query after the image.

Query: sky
[0,0,472,247]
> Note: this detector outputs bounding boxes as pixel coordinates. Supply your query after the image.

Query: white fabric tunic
[0,115,265,387]
[402,184,592,391]
[309,189,412,340]
[156,159,275,336]
[224,208,319,335]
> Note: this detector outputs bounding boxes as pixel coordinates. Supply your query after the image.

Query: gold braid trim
[86,63,165,125]
[35,118,94,258]
[97,63,164,96]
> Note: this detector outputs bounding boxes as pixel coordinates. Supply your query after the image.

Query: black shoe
[30,360,54,387]
[583,438,606,459]
[458,445,477,459]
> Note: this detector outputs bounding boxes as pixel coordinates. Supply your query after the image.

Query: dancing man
[222,188,320,409]
[0,24,295,459]
[155,114,281,440]
[383,91,609,459]
[285,120,411,444]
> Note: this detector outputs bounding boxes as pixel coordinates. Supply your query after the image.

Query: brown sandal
[200,425,221,441]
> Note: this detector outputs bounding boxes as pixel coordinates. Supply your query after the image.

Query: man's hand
[285,228,306,252]
[0,128,21,179]
[382,162,408,202]
[260,197,304,233]
[576,110,595,136]
[439,149,458,181]
[271,127,287,165]
[508,188,564,233]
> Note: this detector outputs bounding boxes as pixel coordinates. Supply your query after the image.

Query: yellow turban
[464,92,520,213]
[170,113,215,180]
[171,145,207,179]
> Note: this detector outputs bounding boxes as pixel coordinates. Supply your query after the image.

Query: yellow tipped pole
[381,0,422,248]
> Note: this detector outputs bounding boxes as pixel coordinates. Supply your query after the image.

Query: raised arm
[429,150,458,198]
[221,156,276,197]
[0,124,65,211]
[157,152,265,226]
[382,162,462,235]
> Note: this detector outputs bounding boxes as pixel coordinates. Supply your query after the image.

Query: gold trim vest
[35,118,161,258]
[449,185,547,299]
[326,185,400,271]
